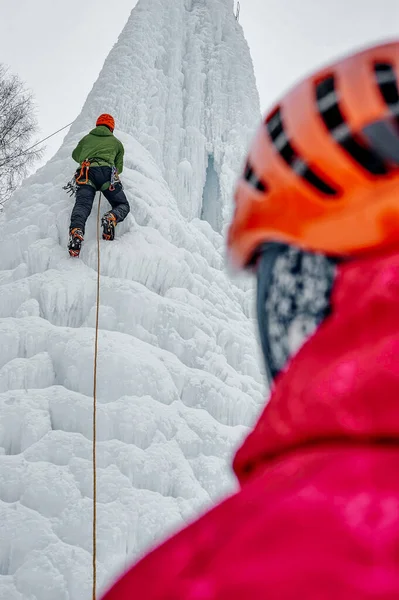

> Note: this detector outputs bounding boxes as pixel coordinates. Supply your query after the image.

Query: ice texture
[0,0,263,597]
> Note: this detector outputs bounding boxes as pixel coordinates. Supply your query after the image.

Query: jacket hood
[89,125,113,137]
[234,250,399,484]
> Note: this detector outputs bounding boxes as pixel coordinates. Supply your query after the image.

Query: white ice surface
[0,0,264,598]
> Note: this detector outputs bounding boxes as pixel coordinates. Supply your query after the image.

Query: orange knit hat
[96,114,115,132]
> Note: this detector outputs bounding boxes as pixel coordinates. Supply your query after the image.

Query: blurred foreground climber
[102,41,399,599]
[67,114,130,257]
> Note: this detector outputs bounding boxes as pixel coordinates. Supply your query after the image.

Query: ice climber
[68,114,130,257]
[102,41,399,599]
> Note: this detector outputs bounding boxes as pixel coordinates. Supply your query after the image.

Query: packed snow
[0,0,263,598]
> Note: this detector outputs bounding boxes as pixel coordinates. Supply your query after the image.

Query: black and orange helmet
[228,41,399,269]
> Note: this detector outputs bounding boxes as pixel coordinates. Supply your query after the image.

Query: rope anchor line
[92,192,102,600]
[7,121,74,164]
[1,121,74,207]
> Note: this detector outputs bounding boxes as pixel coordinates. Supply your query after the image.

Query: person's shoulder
[113,134,124,149]
[79,131,94,143]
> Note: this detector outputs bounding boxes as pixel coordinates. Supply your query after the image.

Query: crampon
[68,228,84,257]
[101,212,117,241]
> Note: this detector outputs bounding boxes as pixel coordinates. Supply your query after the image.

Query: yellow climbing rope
[92,192,102,600]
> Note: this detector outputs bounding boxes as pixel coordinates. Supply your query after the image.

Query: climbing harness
[63,159,92,197]
[75,159,92,185]
[109,166,120,192]
[92,192,102,600]
[63,161,121,197]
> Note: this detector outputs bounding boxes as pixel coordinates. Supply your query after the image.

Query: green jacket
[72,126,124,173]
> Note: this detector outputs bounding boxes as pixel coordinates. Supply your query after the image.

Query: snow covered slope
[0,0,262,598]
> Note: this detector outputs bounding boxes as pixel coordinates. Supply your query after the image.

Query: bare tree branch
[0,64,42,206]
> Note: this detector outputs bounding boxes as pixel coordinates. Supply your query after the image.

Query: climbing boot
[101,211,117,241]
[68,227,84,257]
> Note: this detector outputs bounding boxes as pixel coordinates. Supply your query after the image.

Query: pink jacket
[102,251,399,599]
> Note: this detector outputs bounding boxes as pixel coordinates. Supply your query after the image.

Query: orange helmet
[228,41,399,269]
[96,114,115,132]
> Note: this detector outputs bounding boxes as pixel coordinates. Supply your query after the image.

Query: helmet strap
[256,243,337,388]
[256,243,289,387]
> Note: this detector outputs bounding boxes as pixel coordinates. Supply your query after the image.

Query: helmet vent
[266,109,338,196]
[374,62,399,115]
[316,75,388,176]
[244,162,267,192]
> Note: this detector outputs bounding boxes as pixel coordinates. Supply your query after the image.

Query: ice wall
[70,0,260,230]
[0,0,263,598]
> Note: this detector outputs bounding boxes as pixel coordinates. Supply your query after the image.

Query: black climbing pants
[70,166,130,233]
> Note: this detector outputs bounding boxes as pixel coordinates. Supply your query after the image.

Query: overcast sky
[1,0,399,168]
